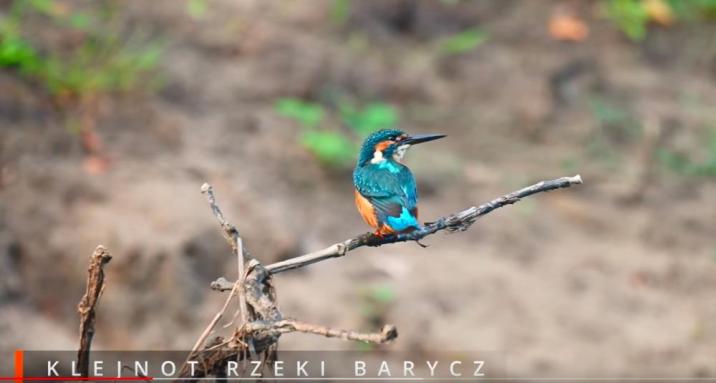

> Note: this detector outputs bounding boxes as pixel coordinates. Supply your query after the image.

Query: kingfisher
[353,129,446,237]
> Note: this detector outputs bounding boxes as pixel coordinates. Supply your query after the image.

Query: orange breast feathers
[355,190,379,228]
[354,190,396,236]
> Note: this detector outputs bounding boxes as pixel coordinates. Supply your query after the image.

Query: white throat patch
[370,150,384,164]
[371,144,410,164]
[393,144,410,162]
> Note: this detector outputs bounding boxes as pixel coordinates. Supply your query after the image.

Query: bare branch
[199,183,256,324]
[210,277,235,292]
[179,280,240,377]
[180,184,255,376]
[77,245,112,377]
[178,319,395,381]
[236,237,248,325]
[200,183,234,238]
[244,320,397,344]
[200,183,246,259]
[190,282,239,355]
[265,174,583,274]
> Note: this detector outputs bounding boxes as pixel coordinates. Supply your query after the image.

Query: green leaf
[134,44,163,70]
[0,36,41,72]
[605,0,649,41]
[300,130,356,166]
[342,102,398,136]
[439,28,487,55]
[186,0,208,19]
[275,98,324,129]
[28,0,54,14]
[330,0,350,26]
[370,285,396,303]
[68,13,91,30]
[0,0,162,99]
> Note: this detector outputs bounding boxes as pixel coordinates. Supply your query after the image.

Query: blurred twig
[77,245,112,377]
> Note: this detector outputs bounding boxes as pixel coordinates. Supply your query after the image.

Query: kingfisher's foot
[414,239,429,248]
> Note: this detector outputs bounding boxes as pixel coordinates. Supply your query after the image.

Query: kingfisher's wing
[354,164,419,230]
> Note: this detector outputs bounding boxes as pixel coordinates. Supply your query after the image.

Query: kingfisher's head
[357,129,446,166]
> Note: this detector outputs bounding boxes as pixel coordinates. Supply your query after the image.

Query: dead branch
[235,237,248,325]
[200,183,246,258]
[178,174,582,381]
[77,245,112,377]
[258,175,583,274]
[178,182,410,381]
[199,184,250,326]
[243,319,398,344]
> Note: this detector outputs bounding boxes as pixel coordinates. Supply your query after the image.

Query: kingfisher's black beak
[403,133,446,146]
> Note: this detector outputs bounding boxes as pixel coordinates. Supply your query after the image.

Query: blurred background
[1,0,715,378]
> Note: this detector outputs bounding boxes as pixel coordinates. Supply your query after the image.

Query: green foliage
[0,35,41,73]
[666,0,716,19]
[40,38,162,96]
[25,0,53,14]
[438,28,487,55]
[275,97,400,168]
[605,0,650,41]
[657,129,716,177]
[358,283,395,322]
[368,284,396,303]
[275,98,324,129]
[340,102,398,136]
[0,0,162,98]
[330,0,351,26]
[300,130,355,167]
[186,0,208,19]
[605,0,716,41]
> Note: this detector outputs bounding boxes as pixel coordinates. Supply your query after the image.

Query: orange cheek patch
[355,190,379,229]
[374,141,393,152]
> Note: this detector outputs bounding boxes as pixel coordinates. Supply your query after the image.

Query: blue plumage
[353,129,445,235]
